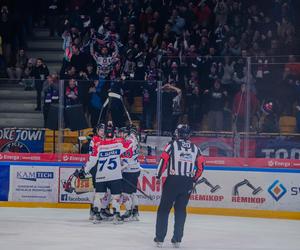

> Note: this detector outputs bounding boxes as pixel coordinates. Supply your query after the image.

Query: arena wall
[0,153,299,220]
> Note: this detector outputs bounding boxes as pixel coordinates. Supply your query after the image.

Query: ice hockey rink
[0,207,299,250]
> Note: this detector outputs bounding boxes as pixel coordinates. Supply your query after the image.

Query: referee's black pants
[155,175,193,243]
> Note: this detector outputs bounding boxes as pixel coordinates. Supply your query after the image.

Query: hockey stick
[119,94,132,126]
[122,177,153,200]
[97,92,132,126]
[97,97,109,125]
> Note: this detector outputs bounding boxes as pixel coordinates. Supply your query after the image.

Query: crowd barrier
[0,153,299,220]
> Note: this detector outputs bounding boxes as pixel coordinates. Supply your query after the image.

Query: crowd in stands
[0,0,300,133]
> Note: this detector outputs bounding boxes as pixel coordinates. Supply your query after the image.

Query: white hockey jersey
[85,137,132,182]
[121,134,141,173]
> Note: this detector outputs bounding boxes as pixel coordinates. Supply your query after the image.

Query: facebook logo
[61,194,68,201]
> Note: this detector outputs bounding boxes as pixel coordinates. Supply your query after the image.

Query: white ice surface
[0,207,299,250]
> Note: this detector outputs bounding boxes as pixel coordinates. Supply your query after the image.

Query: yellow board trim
[0,202,299,220]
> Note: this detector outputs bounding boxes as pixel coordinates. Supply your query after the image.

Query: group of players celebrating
[81,122,141,224]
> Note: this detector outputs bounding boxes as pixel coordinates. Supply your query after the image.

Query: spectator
[62,65,77,79]
[31,58,49,111]
[0,6,13,65]
[88,79,104,128]
[6,48,27,84]
[42,75,59,126]
[214,0,228,25]
[23,58,35,90]
[161,82,182,133]
[47,0,61,37]
[254,100,278,133]
[204,79,227,131]
[65,78,79,106]
[188,85,202,130]
[232,83,258,132]
[141,59,158,129]
[32,0,299,133]
[77,63,97,113]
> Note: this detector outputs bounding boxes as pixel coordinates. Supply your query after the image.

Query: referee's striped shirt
[156,139,204,180]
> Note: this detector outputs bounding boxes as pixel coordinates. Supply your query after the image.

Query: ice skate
[121,210,132,222]
[171,238,180,248]
[92,212,103,224]
[131,206,139,221]
[89,212,95,221]
[100,208,114,221]
[113,212,124,224]
[154,237,163,248]
[89,206,96,221]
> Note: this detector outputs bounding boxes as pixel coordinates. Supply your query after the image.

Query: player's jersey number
[98,158,117,171]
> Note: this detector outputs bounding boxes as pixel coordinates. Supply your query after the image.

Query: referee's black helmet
[175,124,191,139]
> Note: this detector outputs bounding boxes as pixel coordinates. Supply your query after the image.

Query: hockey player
[85,123,106,220]
[154,124,204,248]
[120,126,141,221]
[84,123,132,224]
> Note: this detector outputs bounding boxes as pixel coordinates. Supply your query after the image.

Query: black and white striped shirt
[156,139,204,180]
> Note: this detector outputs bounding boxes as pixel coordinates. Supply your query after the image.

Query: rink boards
[0,159,300,220]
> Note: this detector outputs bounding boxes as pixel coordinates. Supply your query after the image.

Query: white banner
[191,171,300,211]
[9,165,59,202]
[57,166,300,211]
[59,167,94,203]
[137,169,300,211]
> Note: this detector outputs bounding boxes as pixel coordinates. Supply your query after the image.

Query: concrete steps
[0,28,63,128]
[0,89,36,99]
[0,102,37,112]
[27,28,63,75]
[27,39,63,50]
[0,112,43,119]
[0,118,43,128]
[27,50,63,61]
[33,28,51,38]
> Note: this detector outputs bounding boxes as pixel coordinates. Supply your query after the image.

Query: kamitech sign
[17,171,54,181]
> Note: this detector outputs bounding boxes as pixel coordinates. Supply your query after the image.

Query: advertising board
[9,165,59,202]
[59,167,94,203]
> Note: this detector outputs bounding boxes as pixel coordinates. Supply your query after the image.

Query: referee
[154,124,204,248]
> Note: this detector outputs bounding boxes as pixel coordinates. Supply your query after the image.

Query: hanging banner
[256,135,300,159]
[0,128,45,153]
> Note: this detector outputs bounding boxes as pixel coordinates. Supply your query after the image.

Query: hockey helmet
[129,125,138,136]
[94,123,105,137]
[119,126,129,134]
[175,124,191,139]
[105,124,115,138]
